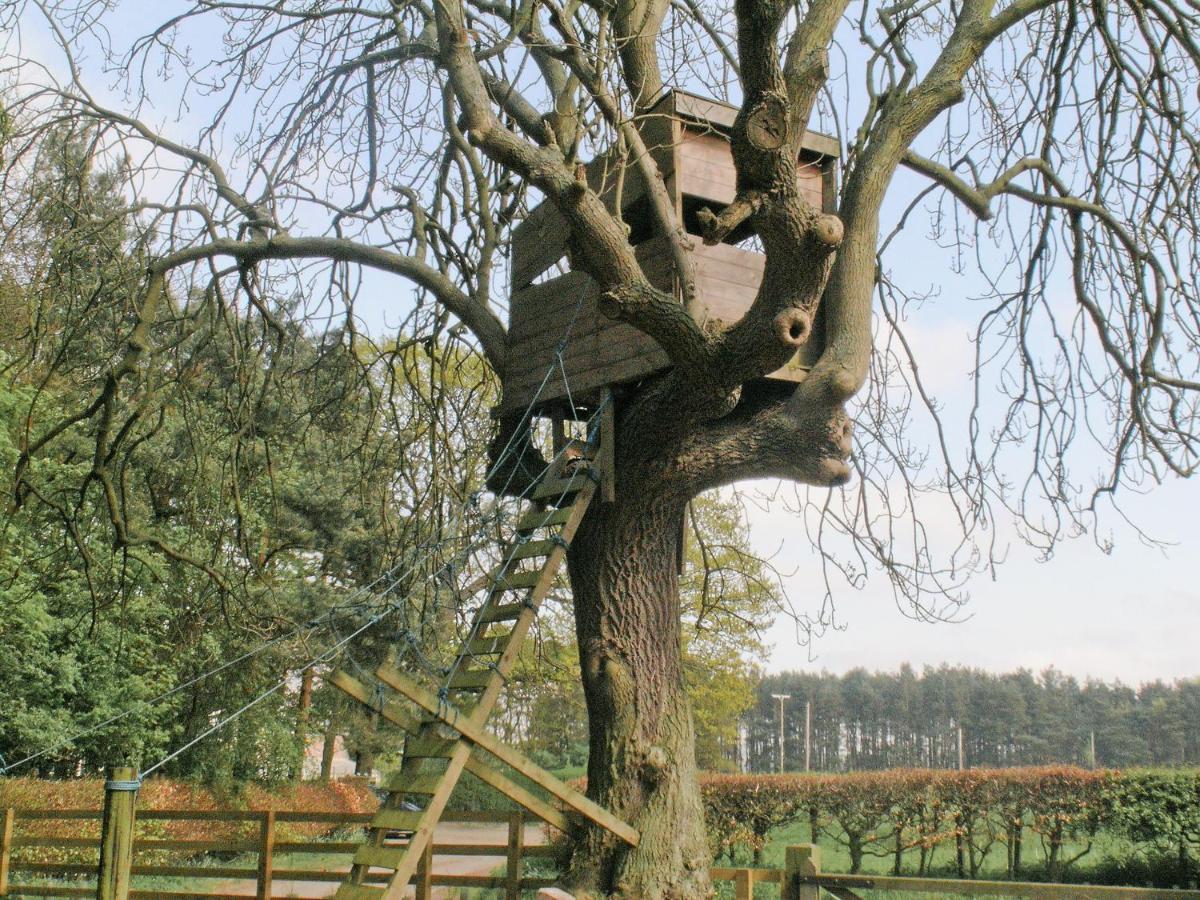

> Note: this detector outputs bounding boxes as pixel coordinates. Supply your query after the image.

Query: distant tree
[751,666,1200,772]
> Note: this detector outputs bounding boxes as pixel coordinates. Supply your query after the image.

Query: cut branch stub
[773,308,812,349]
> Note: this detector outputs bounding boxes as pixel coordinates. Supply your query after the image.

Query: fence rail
[5,807,1200,900]
[714,846,1200,900]
[1,806,554,899]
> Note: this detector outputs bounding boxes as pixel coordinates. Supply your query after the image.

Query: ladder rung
[385,772,443,795]
[333,885,383,900]
[491,570,543,591]
[464,634,510,656]
[532,471,595,500]
[447,668,498,691]
[507,539,561,562]
[354,843,413,869]
[478,602,526,624]
[404,735,458,758]
[515,506,573,532]
[372,809,425,832]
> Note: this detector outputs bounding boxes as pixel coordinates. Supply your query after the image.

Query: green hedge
[701,767,1200,886]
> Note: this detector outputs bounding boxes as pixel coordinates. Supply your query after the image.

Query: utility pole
[804,701,812,772]
[772,694,792,773]
[957,725,964,771]
[1090,730,1097,769]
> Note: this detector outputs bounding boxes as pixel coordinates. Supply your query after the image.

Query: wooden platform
[502,89,839,415]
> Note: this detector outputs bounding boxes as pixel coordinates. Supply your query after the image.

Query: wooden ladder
[328,442,637,900]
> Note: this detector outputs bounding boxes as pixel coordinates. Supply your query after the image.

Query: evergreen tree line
[746,666,1200,772]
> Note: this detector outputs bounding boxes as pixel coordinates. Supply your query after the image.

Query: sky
[753,467,1200,687]
[11,3,1199,690]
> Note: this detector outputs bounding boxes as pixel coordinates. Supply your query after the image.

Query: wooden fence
[5,810,1200,900]
[0,807,556,898]
[714,845,1200,900]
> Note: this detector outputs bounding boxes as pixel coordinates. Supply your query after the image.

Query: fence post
[505,811,524,900]
[0,807,14,895]
[97,766,139,900]
[256,809,275,900]
[734,867,752,900]
[415,840,433,900]
[782,844,820,900]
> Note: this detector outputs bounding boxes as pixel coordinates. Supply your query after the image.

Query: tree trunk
[320,725,338,782]
[565,491,711,899]
[294,667,314,780]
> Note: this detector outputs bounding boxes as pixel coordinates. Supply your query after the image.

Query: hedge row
[701,767,1200,884]
[0,776,379,864]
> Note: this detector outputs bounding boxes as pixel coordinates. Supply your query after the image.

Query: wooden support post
[415,840,433,900]
[782,844,820,900]
[0,807,14,895]
[552,416,568,456]
[97,767,139,900]
[256,809,275,900]
[733,867,752,900]
[598,388,616,503]
[505,811,524,900]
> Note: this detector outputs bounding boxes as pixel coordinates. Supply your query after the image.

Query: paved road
[212,821,549,898]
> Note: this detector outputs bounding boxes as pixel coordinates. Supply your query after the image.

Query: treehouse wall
[502,90,839,416]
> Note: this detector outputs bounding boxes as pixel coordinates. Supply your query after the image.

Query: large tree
[3,0,1200,895]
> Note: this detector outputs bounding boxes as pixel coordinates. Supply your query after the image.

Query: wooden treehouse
[502,89,840,418]
[322,93,839,899]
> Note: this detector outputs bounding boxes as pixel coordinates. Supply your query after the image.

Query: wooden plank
[506,539,560,563]
[333,885,385,900]
[505,811,524,900]
[330,669,562,830]
[477,602,526,625]
[509,121,676,290]
[0,807,13,895]
[329,669,422,732]
[257,809,275,900]
[504,350,666,414]
[136,810,259,822]
[415,842,433,900]
[383,773,443,795]
[273,810,375,824]
[464,633,513,655]
[372,809,426,833]
[273,840,363,854]
[132,838,259,852]
[447,668,497,691]
[515,506,573,531]
[6,887,94,897]
[401,736,458,759]
[711,867,782,882]
[808,874,1200,899]
[354,843,410,870]
[12,836,97,849]
[375,664,639,846]
[503,327,662,396]
[532,472,595,500]
[462,755,570,833]
[491,570,543,591]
